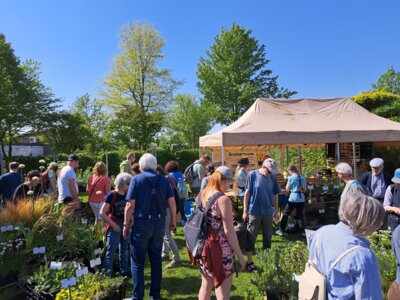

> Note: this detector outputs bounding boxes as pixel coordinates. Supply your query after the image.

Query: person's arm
[242,189,250,221]
[123,199,135,240]
[86,175,92,193]
[167,196,176,231]
[99,202,120,232]
[218,195,246,270]
[273,194,279,222]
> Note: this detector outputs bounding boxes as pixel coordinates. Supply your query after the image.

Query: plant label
[307,185,314,190]
[33,246,46,254]
[319,209,325,214]
[90,257,101,268]
[333,185,339,190]
[56,233,64,241]
[94,248,101,255]
[76,267,89,278]
[50,261,62,270]
[322,186,329,191]
[288,223,295,229]
[61,277,77,288]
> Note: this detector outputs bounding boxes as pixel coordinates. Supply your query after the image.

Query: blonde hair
[339,194,385,236]
[93,162,107,176]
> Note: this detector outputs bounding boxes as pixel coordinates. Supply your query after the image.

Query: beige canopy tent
[200,98,400,167]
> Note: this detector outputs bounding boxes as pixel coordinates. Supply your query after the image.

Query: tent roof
[199,98,400,148]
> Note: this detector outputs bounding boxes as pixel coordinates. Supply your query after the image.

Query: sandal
[246,262,258,273]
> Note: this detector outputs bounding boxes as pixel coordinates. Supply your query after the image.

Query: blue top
[105,191,127,221]
[309,222,382,300]
[245,170,280,216]
[392,225,400,284]
[286,174,307,203]
[126,170,173,220]
[170,171,184,182]
[236,169,247,197]
[0,172,22,201]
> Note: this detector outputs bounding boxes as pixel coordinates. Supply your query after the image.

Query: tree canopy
[372,66,400,95]
[197,23,296,125]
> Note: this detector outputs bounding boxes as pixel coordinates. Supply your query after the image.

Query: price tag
[33,246,46,254]
[50,261,62,270]
[333,185,339,190]
[56,233,64,241]
[1,224,13,232]
[307,185,314,190]
[76,267,89,278]
[288,223,295,229]
[319,209,325,214]
[61,277,77,288]
[94,248,101,255]
[90,257,101,268]
[322,186,329,191]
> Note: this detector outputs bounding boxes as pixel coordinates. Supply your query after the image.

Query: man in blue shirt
[242,158,280,272]
[123,153,176,300]
[0,162,22,204]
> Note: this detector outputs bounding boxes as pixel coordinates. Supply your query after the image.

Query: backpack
[40,171,49,192]
[183,162,197,184]
[177,178,188,199]
[183,191,224,259]
[298,240,362,300]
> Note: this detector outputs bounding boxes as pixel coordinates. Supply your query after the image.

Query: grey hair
[139,153,157,171]
[339,194,385,236]
[114,172,132,192]
[335,162,353,176]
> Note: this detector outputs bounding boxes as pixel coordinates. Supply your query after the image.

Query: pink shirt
[87,175,110,203]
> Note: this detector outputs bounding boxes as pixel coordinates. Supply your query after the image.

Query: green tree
[107,105,164,150]
[0,34,59,162]
[167,94,214,148]
[197,23,296,125]
[372,66,400,95]
[353,91,400,121]
[101,22,181,111]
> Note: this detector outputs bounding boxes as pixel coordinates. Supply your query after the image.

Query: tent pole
[221,134,225,166]
[297,146,302,174]
[280,145,285,173]
[286,145,290,167]
[335,143,340,164]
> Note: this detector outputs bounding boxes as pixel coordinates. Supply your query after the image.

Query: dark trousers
[280,202,305,232]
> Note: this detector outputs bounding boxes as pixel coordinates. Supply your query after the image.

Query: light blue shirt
[309,222,382,300]
[286,173,306,203]
[236,169,247,197]
[371,172,386,199]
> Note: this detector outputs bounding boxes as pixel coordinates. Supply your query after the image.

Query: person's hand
[238,255,246,271]
[242,212,248,222]
[169,220,176,232]
[122,226,130,240]
[273,212,279,223]
[113,224,121,233]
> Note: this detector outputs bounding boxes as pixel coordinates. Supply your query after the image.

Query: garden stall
[200,97,400,226]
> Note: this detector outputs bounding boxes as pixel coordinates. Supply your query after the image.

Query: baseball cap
[370,158,384,168]
[262,158,279,175]
[216,166,234,180]
[68,154,79,162]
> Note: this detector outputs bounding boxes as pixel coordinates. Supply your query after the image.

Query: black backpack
[183,191,224,259]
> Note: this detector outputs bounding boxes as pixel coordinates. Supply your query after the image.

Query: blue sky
[1,0,399,109]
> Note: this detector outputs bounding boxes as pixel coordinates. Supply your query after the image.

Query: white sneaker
[275,229,284,236]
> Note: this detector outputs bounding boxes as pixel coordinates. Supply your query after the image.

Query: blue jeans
[104,223,128,275]
[130,216,165,300]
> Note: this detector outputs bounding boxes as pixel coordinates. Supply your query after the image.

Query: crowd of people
[1,152,400,299]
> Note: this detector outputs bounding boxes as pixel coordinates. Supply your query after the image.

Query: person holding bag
[276,165,307,235]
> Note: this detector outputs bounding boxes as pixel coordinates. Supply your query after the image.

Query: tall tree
[353,91,400,121]
[167,94,214,148]
[197,23,296,125]
[372,66,400,95]
[0,34,59,162]
[101,22,181,111]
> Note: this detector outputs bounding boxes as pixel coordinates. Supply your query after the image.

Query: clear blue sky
[1,0,399,109]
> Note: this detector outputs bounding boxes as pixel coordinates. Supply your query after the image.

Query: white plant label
[94,248,101,255]
[307,185,314,190]
[33,246,46,254]
[333,185,339,190]
[50,261,62,270]
[56,233,64,241]
[90,257,101,268]
[76,267,89,277]
[322,186,329,191]
[319,208,325,214]
[61,277,77,288]
[288,223,295,229]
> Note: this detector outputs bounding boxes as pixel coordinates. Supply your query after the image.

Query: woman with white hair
[99,172,131,277]
[335,162,368,203]
[308,194,384,299]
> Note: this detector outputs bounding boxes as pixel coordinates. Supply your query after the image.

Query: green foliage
[11,155,53,176]
[372,66,400,95]
[29,263,77,293]
[166,94,215,148]
[372,147,400,175]
[353,91,400,121]
[287,147,326,177]
[97,150,123,176]
[174,149,200,171]
[197,23,296,125]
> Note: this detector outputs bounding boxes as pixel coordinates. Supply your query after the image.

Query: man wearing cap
[242,158,280,272]
[361,158,391,202]
[384,169,400,231]
[189,154,211,196]
[57,154,80,205]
